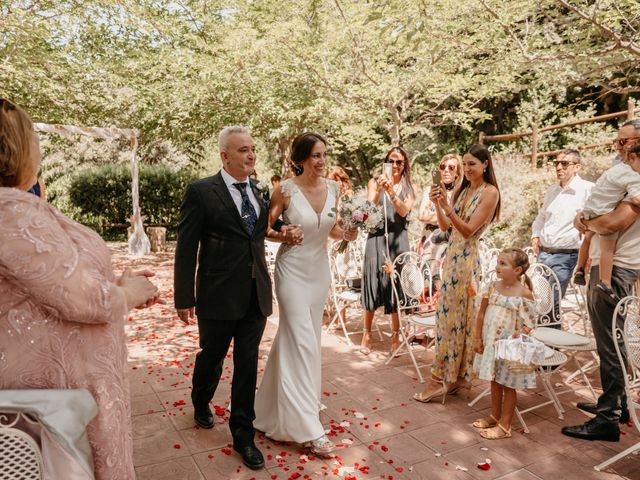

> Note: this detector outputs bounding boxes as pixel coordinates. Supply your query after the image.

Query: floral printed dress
[431,184,488,384]
[473,284,538,389]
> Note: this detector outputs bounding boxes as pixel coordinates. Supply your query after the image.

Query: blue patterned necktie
[233,182,258,235]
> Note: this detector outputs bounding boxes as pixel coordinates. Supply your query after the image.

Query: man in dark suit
[174,126,295,470]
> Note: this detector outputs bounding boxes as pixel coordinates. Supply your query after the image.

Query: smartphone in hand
[383,162,393,177]
[431,168,442,185]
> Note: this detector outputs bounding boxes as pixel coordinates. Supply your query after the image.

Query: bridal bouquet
[330,196,384,253]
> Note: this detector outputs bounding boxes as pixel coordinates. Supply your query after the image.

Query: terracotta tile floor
[109,243,640,480]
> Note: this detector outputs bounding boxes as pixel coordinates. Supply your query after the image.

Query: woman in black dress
[360,147,417,354]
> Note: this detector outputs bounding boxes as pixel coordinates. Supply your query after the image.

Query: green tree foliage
[1,0,638,183]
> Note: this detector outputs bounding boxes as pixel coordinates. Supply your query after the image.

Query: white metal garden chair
[326,238,380,345]
[384,251,437,383]
[529,263,599,400]
[595,296,640,471]
[480,245,500,278]
[0,411,43,480]
[0,389,97,480]
[523,246,537,267]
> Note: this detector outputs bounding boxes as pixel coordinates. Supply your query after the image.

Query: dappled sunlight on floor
[109,243,640,480]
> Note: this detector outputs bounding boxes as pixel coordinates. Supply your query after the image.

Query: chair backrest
[478,242,500,276]
[0,412,44,480]
[390,252,433,313]
[479,269,498,293]
[523,246,537,267]
[265,240,280,274]
[527,262,563,327]
[613,296,640,426]
[329,239,364,284]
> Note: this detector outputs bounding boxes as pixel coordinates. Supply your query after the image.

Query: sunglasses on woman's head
[439,164,456,171]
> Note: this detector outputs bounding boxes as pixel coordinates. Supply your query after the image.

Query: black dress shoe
[234,444,265,470]
[576,402,630,424]
[561,417,620,442]
[193,406,214,429]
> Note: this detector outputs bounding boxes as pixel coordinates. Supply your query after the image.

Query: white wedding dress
[254,178,339,443]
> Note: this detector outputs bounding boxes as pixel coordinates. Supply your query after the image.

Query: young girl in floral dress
[473,248,537,440]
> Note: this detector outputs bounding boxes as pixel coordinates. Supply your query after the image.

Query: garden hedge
[68,164,199,234]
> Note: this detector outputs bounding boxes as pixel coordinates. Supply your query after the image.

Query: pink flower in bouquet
[352,210,365,222]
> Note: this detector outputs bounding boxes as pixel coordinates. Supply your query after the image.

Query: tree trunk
[277,133,297,176]
[147,227,167,253]
[386,101,402,147]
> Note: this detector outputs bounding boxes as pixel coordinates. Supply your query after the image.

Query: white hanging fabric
[33,123,150,257]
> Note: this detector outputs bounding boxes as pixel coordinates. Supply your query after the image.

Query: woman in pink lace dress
[0,99,159,480]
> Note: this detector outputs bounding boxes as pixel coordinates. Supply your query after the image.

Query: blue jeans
[537,251,578,321]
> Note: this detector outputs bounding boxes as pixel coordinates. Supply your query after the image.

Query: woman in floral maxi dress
[413,144,501,403]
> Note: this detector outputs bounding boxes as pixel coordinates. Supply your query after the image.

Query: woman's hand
[342,227,358,242]
[434,182,452,214]
[429,183,442,203]
[377,174,393,195]
[118,268,160,310]
[282,224,303,245]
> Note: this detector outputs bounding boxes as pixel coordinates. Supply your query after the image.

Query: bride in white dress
[254,132,356,456]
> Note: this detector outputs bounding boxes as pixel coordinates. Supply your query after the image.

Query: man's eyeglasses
[390,160,404,166]
[553,160,577,168]
[616,136,640,147]
[439,164,456,171]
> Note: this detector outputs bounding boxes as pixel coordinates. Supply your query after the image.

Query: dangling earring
[483,168,487,173]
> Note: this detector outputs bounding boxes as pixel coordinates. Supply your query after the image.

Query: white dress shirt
[531,174,594,249]
[582,163,640,218]
[220,168,261,217]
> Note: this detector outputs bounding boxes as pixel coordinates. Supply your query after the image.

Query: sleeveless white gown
[254,178,339,443]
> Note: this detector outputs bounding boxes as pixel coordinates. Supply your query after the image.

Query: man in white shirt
[531,149,594,307]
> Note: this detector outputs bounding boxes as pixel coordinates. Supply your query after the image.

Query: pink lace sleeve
[0,191,127,325]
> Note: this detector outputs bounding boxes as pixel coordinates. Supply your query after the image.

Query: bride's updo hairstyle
[290,132,327,176]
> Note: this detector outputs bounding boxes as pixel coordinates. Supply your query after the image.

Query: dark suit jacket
[174,171,273,320]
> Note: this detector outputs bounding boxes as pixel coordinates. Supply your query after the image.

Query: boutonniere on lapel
[250,179,270,206]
